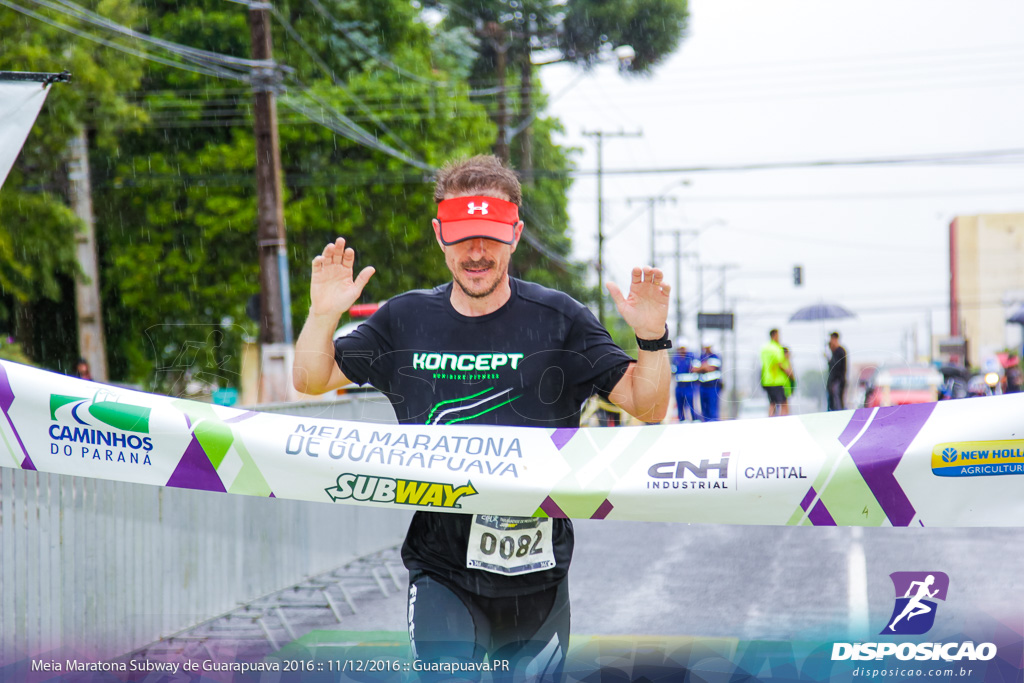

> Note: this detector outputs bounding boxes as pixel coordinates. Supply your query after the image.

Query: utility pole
[517,16,535,179]
[628,195,676,267]
[67,129,108,382]
[485,21,510,162]
[657,229,699,339]
[582,129,641,326]
[715,264,739,352]
[249,2,293,401]
[696,264,704,351]
[729,296,739,420]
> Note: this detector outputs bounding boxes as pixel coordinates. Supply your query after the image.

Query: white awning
[0,80,52,190]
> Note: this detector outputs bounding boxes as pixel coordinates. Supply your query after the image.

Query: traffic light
[793,265,803,286]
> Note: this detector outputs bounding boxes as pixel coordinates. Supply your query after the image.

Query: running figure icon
[888,574,938,631]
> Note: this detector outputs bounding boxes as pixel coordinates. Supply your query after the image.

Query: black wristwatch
[635,326,672,352]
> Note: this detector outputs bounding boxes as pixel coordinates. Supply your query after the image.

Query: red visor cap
[436,196,520,245]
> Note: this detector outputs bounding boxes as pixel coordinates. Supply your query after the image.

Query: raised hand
[310,237,375,317]
[606,266,671,340]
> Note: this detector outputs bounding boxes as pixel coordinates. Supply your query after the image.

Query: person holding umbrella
[826,331,847,411]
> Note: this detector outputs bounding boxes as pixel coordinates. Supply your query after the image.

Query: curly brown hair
[433,155,522,206]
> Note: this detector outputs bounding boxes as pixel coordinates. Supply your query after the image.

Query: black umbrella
[789,302,856,323]
[1007,304,1024,325]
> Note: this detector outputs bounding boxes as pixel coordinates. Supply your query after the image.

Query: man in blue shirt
[697,343,722,421]
[671,340,699,422]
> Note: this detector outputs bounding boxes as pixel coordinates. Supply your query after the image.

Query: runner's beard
[452,257,505,299]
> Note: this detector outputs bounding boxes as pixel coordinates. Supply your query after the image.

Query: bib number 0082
[478,529,544,560]
[465,515,556,575]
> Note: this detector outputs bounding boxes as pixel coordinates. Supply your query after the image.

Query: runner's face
[436,190,519,300]
[444,236,513,299]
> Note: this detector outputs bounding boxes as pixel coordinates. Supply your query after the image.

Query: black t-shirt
[829,345,847,385]
[334,278,632,597]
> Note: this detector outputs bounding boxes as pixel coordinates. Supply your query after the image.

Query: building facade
[949,212,1024,367]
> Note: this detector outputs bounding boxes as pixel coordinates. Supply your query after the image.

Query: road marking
[847,526,869,638]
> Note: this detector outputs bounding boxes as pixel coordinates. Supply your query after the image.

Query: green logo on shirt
[412,352,524,372]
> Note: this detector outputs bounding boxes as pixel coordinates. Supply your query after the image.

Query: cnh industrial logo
[832,571,997,662]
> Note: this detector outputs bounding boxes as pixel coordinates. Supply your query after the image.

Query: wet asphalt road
[570,522,1024,640]
[339,522,1024,641]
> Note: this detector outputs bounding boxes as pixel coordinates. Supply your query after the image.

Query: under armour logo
[467,202,489,215]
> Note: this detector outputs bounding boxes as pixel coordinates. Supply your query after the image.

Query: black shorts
[763,385,787,404]
[407,569,569,682]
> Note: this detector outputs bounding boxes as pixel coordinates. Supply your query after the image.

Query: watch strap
[636,326,672,352]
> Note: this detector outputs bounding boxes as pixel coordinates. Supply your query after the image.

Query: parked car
[863,365,943,407]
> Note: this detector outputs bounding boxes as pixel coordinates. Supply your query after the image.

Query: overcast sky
[538,0,1024,396]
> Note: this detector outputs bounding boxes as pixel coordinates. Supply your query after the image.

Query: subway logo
[325,473,478,509]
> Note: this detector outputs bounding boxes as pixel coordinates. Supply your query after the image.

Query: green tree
[427,0,689,309]
[430,0,689,166]
[0,0,145,372]
[91,0,501,389]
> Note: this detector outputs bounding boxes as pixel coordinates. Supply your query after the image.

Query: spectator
[827,332,848,411]
[1005,353,1022,394]
[75,358,93,381]
[782,347,796,400]
[697,343,722,421]
[760,329,791,416]
[671,340,700,422]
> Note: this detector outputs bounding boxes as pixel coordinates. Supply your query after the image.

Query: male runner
[292,155,671,680]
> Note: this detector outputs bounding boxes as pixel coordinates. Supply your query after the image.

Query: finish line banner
[1,360,1023,527]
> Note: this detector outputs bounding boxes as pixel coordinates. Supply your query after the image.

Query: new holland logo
[326,473,478,509]
[932,440,1024,477]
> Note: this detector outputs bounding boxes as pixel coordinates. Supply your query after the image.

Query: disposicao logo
[832,571,997,662]
[881,571,948,635]
[326,473,478,509]
[931,440,1024,477]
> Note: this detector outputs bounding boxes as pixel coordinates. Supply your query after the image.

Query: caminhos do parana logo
[48,389,155,465]
[931,440,1024,477]
[326,473,478,509]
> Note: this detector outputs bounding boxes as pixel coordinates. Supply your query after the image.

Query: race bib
[465,515,556,576]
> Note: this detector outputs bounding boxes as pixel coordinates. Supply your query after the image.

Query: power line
[5,0,443,171]
[0,0,249,81]
[18,0,263,77]
[660,43,1024,77]
[517,204,578,271]
[266,3,420,159]
[279,86,434,171]
[569,148,1024,176]
[303,0,450,88]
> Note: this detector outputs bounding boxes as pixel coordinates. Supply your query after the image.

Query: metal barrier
[0,393,408,663]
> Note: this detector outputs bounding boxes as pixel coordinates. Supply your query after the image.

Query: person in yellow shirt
[760,329,793,416]
[782,347,795,399]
